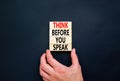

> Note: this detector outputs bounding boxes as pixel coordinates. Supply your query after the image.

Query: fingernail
[43,53,46,56]
[46,49,48,52]
[72,48,75,53]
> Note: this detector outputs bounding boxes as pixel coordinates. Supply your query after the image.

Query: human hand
[39,48,84,81]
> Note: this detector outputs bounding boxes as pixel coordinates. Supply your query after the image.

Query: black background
[0,0,120,81]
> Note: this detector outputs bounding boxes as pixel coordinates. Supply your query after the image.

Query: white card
[49,21,72,51]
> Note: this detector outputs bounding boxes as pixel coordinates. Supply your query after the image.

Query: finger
[42,77,49,81]
[40,53,55,75]
[71,48,79,66]
[40,53,46,65]
[40,68,50,80]
[46,49,64,68]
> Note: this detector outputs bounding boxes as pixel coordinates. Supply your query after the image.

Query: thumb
[71,48,79,66]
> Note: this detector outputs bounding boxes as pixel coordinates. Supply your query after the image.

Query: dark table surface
[0,0,120,81]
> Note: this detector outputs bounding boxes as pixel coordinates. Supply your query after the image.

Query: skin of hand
[39,48,84,81]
